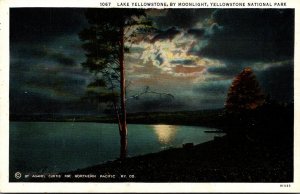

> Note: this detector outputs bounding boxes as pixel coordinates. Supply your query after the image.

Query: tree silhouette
[79,9,153,159]
[225,67,265,111]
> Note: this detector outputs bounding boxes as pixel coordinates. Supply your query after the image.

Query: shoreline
[20,134,293,182]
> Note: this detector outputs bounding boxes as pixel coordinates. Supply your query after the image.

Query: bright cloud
[127,31,221,79]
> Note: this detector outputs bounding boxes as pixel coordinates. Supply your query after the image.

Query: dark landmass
[10,109,225,129]
[25,134,293,182]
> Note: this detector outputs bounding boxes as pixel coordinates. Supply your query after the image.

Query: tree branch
[126,86,174,101]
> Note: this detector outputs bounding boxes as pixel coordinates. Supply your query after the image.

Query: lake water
[10,122,223,174]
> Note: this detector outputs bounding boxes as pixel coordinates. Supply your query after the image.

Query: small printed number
[280,184,291,187]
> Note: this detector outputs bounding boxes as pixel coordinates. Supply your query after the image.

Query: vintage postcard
[0,0,299,192]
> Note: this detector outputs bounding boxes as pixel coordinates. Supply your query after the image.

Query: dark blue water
[10,122,223,173]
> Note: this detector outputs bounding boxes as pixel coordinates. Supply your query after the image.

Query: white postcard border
[1,0,299,192]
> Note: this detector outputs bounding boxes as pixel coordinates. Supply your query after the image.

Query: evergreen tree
[79,9,153,159]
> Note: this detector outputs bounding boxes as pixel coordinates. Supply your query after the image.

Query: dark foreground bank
[25,133,293,182]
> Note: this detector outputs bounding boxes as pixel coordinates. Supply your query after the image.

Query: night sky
[10,8,294,115]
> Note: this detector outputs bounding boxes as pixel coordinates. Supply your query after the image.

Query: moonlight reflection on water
[152,124,177,144]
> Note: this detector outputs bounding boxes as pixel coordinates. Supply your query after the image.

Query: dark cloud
[191,80,231,109]
[14,47,46,58]
[10,89,102,115]
[187,28,205,38]
[10,60,30,71]
[10,8,90,115]
[12,46,76,66]
[10,68,87,99]
[50,52,76,66]
[151,27,180,42]
[9,68,92,115]
[257,63,293,103]
[207,63,245,77]
[127,97,185,112]
[10,89,63,114]
[10,8,87,43]
[195,9,294,63]
[152,9,215,29]
[25,73,86,92]
[170,59,196,66]
[155,53,164,65]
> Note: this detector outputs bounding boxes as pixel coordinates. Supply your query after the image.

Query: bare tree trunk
[108,77,122,135]
[120,131,127,160]
[119,23,127,160]
[112,100,122,135]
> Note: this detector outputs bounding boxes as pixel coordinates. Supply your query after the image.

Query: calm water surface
[10,122,224,173]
